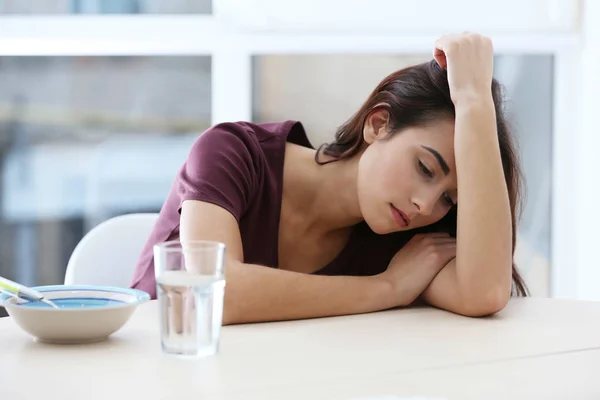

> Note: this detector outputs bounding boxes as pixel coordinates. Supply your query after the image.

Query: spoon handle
[0,276,45,301]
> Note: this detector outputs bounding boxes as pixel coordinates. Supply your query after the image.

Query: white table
[1,297,600,399]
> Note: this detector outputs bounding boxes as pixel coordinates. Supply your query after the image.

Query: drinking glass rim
[154,240,226,253]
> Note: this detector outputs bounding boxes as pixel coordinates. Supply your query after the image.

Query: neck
[283,144,363,235]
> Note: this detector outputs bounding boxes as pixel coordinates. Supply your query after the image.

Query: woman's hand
[379,233,456,307]
[433,32,494,105]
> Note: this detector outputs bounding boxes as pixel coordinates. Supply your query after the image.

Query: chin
[358,198,397,235]
[363,214,396,235]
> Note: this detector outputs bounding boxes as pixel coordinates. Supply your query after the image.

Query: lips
[390,204,410,228]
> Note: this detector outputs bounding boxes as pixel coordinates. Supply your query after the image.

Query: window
[0,56,211,287]
[0,0,212,14]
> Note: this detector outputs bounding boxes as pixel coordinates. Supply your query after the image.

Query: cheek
[378,155,415,197]
[356,151,377,201]
[358,144,415,201]
[356,148,391,216]
[357,153,398,234]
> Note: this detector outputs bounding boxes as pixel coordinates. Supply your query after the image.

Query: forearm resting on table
[222,260,395,325]
[424,100,513,317]
[180,200,393,324]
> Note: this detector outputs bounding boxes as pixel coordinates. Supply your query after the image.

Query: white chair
[64,213,159,287]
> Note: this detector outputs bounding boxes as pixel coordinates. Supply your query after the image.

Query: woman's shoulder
[187,120,312,166]
[198,120,304,144]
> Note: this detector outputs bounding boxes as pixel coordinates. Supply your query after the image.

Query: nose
[412,191,437,216]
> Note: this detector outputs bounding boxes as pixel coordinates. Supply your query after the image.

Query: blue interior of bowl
[0,285,150,309]
[19,298,128,309]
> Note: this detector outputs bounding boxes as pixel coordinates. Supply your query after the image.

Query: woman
[131,33,527,324]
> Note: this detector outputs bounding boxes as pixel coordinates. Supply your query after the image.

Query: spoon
[0,276,59,308]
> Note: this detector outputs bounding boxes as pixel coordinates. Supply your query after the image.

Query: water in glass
[157,270,225,357]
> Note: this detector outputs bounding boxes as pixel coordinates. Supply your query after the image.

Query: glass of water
[154,240,226,358]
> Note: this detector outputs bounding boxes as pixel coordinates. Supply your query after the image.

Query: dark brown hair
[316,60,528,296]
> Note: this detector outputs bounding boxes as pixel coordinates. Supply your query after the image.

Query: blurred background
[0,0,597,315]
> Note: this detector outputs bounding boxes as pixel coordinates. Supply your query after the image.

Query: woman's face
[357,111,457,234]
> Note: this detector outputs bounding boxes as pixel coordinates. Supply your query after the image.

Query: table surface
[1,297,600,400]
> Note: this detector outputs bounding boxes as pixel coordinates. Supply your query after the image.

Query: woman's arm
[422,34,513,317]
[181,200,397,325]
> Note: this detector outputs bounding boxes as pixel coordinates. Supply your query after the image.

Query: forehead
[394,119,455,158]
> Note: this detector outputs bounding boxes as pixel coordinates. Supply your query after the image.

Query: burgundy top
[131,121,415,298]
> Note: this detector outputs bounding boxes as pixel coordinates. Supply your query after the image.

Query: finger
[411,233,445,244]
[431,238,457,245]
[434,241,457,250]
[436,245,457,262]
[433,34,459,68]
[432,46,447,69]
[436,240,456,249]
[436,242,457,250]
[413,233,454,245]
[423,233,455,241]
[422,232,451,237]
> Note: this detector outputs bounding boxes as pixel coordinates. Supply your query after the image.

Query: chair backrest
[64,213,159,287]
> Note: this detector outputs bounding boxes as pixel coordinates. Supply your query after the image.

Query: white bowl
[0,285,150,344]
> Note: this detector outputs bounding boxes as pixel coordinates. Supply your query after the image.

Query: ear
[363,107,390,145]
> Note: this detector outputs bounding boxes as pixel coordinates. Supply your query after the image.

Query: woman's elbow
[459,286,511,317]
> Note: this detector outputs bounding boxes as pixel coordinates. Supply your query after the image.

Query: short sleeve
[177,123,259,222]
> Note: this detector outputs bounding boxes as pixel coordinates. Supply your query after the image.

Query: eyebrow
[421,146,450,176]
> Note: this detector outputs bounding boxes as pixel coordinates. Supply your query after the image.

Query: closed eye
[442,193,456,207]
[418,160,433,178]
